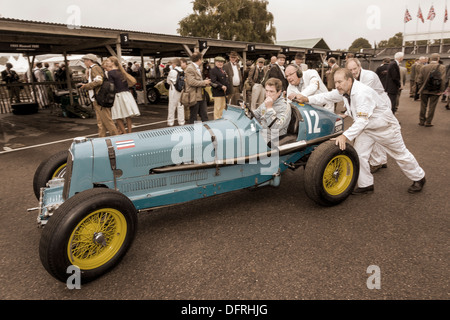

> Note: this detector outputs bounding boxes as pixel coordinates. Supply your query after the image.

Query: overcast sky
[1,0,449,50]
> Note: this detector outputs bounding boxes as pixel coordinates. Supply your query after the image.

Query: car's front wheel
[39,188,138,284]
[33,150,69,199]
[304,140,359,206]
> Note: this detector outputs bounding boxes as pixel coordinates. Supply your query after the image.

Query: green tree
[177,0,276,44]
[348,37,372,52]
[378,32,407,48]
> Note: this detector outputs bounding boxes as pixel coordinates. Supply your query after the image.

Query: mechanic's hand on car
[289,93,309,103]
[331,134,349,151]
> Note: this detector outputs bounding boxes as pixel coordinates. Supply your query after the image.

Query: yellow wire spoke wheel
[323,155,354,196]
[304,140,359,206]
[68,208,128,270]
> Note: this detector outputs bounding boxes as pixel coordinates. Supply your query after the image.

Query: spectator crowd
[2,50,449,195]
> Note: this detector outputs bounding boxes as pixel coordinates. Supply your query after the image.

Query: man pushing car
[296,68,426,194]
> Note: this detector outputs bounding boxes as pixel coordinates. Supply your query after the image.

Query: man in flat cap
[247,58,269,110]
[209,56,230,119]
[223,51,243,105]
[80,53,118,137]
[267,53,288,92]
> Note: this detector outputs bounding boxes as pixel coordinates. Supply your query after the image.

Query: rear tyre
[147,88,160,104]
[304,141,359,206]
[33,150,69,199]
[39,188,138,284]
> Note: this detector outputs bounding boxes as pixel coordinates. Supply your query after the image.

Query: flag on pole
[417,6,425,23]
[427,5,436,21]
[404,8,412,23]
[445,5,448,23]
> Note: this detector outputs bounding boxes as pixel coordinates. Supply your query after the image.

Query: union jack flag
[445,6,448,23]
[417,6,425,23]
[404,9,412,23]
[427,5,436,21]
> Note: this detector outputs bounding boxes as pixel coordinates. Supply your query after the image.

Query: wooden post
[242,50,247,102]
[320,53,325,81]
[182,44,193,57]
[141,49,147,104]
[63,52,74,105]
[26,54,38,105]
[116,35,122,60]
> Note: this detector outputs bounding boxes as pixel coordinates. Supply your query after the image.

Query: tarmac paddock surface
[0,90,449,300]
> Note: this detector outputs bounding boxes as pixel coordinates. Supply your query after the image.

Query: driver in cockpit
[253,77,291,139]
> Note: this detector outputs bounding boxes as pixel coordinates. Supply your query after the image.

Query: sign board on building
[0,43,51,53]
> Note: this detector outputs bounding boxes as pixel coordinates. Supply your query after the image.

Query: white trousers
[369,143,388,166]
[353,122,425,188]
[251,84,265,110]
[168,89,185,126]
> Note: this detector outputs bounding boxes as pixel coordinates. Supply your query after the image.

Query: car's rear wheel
[304,140,359,206]
[33,150,69,199]
[147,88,160,104]
[39,188,138,284]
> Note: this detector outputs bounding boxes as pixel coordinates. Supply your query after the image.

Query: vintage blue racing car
[31,101,359,283]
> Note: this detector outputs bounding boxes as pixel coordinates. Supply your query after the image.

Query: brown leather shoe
[352,185,374,195]
[408,177,426,193]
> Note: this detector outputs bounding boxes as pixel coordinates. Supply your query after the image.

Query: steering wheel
[238,100,255,119]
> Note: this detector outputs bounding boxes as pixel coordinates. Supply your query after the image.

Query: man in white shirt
[285,64,334,113]
[346,58,391,173]
[296,68,426,194]
[166,58,185,126]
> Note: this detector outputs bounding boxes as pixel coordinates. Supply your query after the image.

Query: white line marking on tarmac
[1,110,215,155]
[0,119,167,155]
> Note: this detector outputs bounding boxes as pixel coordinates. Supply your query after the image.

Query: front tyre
[39,188,138,284]
[33,150,69,199]
[304,141,359,206]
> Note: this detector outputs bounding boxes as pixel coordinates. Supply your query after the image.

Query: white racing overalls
[308,80,425,188]
[167,66,185,126]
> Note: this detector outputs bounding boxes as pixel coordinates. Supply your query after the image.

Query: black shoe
[408,177,426,193]
[425,124,434,127]
[370,164,382,173]
[446,104,450,110]
[418,123,425,126]
[352,185,374,195]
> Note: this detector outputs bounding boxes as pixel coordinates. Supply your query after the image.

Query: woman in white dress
[105,56,140,134]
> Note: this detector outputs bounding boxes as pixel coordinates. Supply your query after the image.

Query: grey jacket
[254,95,291,137]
